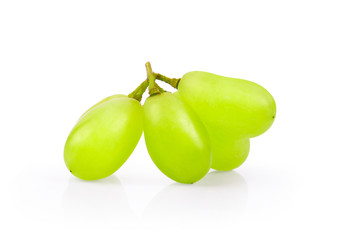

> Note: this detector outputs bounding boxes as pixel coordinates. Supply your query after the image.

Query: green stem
[156,73,181,89]
[146,62,160,96]
[128,79,149,102]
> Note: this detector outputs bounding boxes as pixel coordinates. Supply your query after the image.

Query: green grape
[64,97,143,180]
[143,92,211,184]
[178,71,276,138]
[79,94,127,120]
[210,133,250,171]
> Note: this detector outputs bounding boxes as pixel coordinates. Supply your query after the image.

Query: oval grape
[64,97,143,180]
[143,92,211,184]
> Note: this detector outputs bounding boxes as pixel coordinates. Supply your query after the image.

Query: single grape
[143,92,211,184]
[210,134,250,171]
[178,71,276,138]
[64,97,143,180]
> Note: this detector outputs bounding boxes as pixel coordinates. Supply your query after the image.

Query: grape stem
[156,73,181,89]
[129,62,169,101]
[128,79,149,102]
[146,62,161,96]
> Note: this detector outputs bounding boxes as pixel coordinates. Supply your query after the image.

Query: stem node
[146,62,161,96]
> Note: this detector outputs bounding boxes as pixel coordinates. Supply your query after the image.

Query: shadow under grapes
[61,175,134,224]
[141,170,248,226]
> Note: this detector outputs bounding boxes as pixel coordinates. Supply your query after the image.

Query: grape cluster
[64,62,276,183]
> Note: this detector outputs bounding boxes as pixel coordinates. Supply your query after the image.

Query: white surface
[0,1,344,239]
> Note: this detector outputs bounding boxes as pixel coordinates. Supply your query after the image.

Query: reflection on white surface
[62,175,134,223]
[142,171,248,225]
[13,167,248,228]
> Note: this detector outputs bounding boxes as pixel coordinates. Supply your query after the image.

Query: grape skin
[64,97,143,180]
[143,92,211,184]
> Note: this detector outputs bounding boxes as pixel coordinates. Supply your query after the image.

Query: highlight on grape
[64,62,276,183]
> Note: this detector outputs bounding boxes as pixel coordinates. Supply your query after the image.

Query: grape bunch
[64,62,276,183]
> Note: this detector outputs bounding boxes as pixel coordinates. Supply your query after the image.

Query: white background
[1,0,344,239]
